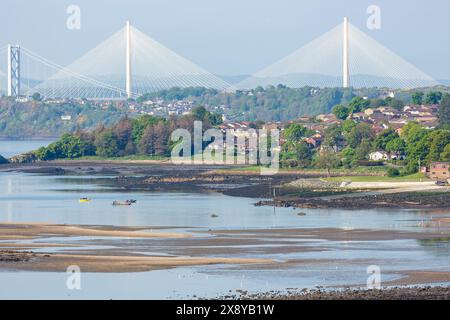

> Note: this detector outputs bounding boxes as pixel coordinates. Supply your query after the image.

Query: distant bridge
[0,18,440,100]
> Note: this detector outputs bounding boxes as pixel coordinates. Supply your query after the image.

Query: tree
[313,149,341,177]
[113,118,134,156]
[426,130,450,163]
[139,125,156,155]
[293,141,314,167]
[57,134,95,159]
[208,112,223,126]
[401,122,427,145]
[153,122,170,155]
[402,124,432,169]
[191,106,208,121]
[324,124,344,151]
[340,147,356,168]
[31,92,42,102]
[385,138,406,154]
[282,141,314,167]
[425,91,442,105]
[441,143,450,161]
[283,123,309,142]
[387,167,400,177]
[94,131,119,157]
[388,98,404,111]
[346,123,375,148]
[438,94,450,129]
[332,104,350,120]
[342,119,356,133]
[131,115,160,145]
[348,96,370,113]
[369,98,387,108]
[411,92,424,105]
[374,129,399,150]
[34,134,95,160]
[354,139,373,160]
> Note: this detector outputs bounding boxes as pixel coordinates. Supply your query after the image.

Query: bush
[387,167,400,177]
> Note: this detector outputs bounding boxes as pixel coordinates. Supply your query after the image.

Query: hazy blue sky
[1,0,449,79]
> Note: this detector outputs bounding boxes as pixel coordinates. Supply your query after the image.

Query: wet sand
[387,271,450,286]
[0,251,271,272]
[0,223,190,239]
[1,224,449,274]
[207,227,450,241]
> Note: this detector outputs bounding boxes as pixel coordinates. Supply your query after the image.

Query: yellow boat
[79,198,91,203]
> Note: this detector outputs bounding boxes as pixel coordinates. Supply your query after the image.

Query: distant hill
[0,154,8,164]
[0,99,127,139]
[438,80,450,86]
[1,85,448,138]
[217,74,250,85]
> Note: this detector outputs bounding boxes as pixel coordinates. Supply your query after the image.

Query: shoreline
[238,286,450,300]
[1,163,450,298]
[2,161,449,209]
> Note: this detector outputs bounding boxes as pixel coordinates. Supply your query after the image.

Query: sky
[1,0,449,80]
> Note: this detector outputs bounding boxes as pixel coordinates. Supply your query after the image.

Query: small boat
[79,198,91,203]
[112,200,133,206]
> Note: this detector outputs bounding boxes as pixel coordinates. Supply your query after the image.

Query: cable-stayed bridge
[0,18,441,100]
[0,22,232,99]
[237,18,439,90]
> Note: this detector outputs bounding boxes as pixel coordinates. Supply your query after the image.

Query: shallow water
[0,172,440,231]
[0,140,54,158]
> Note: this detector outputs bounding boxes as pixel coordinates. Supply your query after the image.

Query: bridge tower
[343,17,350,88]
[126,21,132,99]
[7,45,21,97]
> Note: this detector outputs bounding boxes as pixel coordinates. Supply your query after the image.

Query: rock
[340,181,352,188]
[8,152,37,164]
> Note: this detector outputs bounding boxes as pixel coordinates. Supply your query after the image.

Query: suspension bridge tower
[343,17,350,88]
[126,20,132,99]
[7,45,21,97]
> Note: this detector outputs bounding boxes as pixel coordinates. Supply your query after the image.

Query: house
[15,96,30,103]
[304,137,321,148]
[351,112,366,121]
[316,114,339,124]
[389,152,406,160]
[369,151,389,161]
[60,115,72,121]
[428,162,450,180]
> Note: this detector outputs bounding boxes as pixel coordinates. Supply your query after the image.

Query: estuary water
[0,141,449,299]
[0,140,54,158]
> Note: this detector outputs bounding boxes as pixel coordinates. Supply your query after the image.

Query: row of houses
[353,104,439,131]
